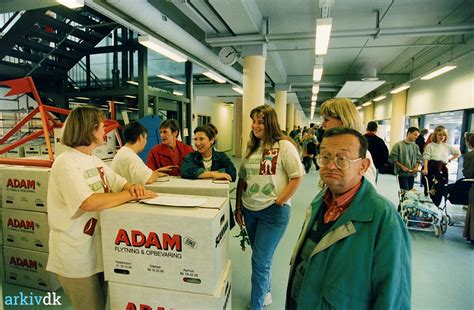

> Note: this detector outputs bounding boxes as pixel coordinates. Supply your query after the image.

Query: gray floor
[1,168,473,309]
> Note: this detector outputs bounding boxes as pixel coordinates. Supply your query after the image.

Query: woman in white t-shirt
[46,106,156,310]
[422,125,460,205]
[235,105,304,309]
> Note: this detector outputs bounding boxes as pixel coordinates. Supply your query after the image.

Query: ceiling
[4,0,474,117]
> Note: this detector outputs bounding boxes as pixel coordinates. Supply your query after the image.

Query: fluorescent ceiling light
[138,35,187,63]
[362,101,372,107]
[232,86,243,94]
[127,80,138,86]
[356,106,362,110]
[311,95,317,101]
[310,110,315,120]
[336,80,386,98]
[57,0,84,9]
[125,95,136,99]
[313,65,323,82]
[311,101,316,107]
[420,63,457,80]
[173,90,183,96]
[75,96,90,100]
[373,95,386,102]
[157,74,185,85]
[312,84,320,94]
[107,100,125,105]
[315,18,332,55]
[203,71,226,84]
[390,84,410,94]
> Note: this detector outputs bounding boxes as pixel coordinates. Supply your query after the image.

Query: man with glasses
[286,127,411,309]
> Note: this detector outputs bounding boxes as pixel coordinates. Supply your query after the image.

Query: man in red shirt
[146,119,193,176]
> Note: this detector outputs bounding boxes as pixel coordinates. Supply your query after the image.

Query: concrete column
[287,103,295,132]
[274,83,290,132]
[234,97,243,158]
[241,44,267,157]
[390,91,407,149]
[363,103,374,125]
[294,106,299,128]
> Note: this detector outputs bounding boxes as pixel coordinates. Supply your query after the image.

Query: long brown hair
[246,105,293,158]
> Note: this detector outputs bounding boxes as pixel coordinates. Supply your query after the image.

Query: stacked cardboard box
[101,194,231,308]
[146,177,230,198]
[54,128,116,160]
[1,166,60,291]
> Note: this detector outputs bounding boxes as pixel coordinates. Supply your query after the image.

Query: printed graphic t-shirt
[46,147,127,278]
[239,140,304,211]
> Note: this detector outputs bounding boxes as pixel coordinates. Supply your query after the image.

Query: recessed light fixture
[373,95,386,102]
[232,86,243,94]
[157,74,185,85]
[390,84,410,94]
[203,71,226,84]
[172,90,183,96]
[127,81,139,86]
[312,84,320,94]
[138,35,187,63]
[362,101,372,107]
[57,0,84,9]
[315,18,332,55]
[75,96,90,100]
[125,95,136,99]
[420,63,457,80]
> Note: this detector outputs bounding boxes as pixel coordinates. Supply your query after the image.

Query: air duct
[90,0,242,84]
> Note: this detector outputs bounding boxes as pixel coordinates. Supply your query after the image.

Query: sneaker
[264,292,272,306]
[247,292,273,309]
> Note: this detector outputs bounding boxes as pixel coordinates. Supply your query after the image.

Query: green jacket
[288,178,411,309]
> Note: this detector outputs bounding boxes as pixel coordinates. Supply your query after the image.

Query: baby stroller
[398,175,449,237]
[441,178,472,225]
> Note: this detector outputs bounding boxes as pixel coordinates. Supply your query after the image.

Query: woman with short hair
[46,106,156,310]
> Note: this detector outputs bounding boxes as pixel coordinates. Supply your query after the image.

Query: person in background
[301,128,318,173]
[47,106,156,310]
[416,128,429,153]
[462,132,474,244]
[389,127,423,190]
[286,127,411,309]
[235,105,304,309]
[112,121,167,184]
[364,121,389,183]
[146,119,193,176]
[181,124,236,182]
[422,125,461,205]
[181,124,237,229]
[319,97,377,186]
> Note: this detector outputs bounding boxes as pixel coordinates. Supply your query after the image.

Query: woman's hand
[212,172,232,181]
[235,208,244,227]
[422,168,428,175]
[127,184,156,199]
[158,165,178,173]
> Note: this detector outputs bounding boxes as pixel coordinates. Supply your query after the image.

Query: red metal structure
[0,77,120,167]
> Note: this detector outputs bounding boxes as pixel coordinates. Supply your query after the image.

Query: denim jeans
[243,203,291,310]
[398,175,415,190]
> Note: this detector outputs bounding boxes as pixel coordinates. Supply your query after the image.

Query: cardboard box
[54,127,116,160]
[2,208,49,252]
[40,144,54,156]
[93,130,116,160]
[6,145,25,158]
[24,144,41,157]
[146,177,230,198]
[101,197,229,294]
[109,260,232,310]
[3,246,60,291]
[1,166,50,212]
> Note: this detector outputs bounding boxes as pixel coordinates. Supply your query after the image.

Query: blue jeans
[243,203,291,310]
[399,175,415,190]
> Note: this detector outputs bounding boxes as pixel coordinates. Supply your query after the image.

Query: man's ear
[359,157,371,175]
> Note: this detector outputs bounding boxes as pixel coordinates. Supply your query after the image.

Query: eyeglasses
[316,154,362,170]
